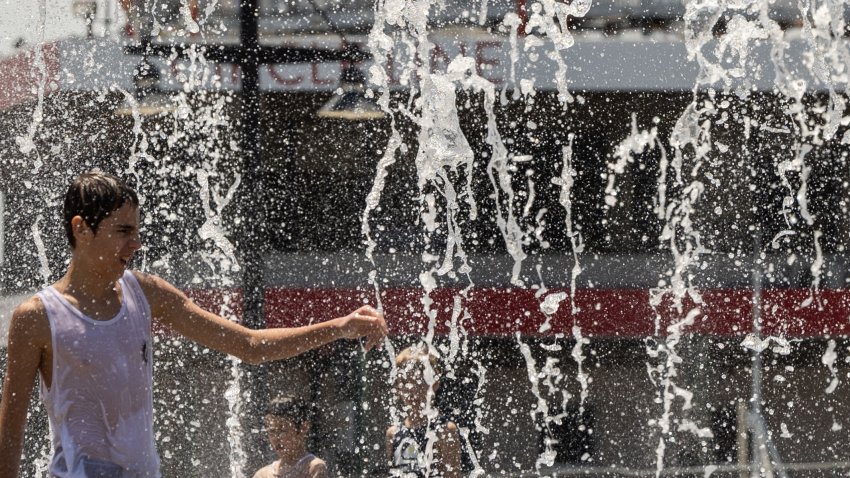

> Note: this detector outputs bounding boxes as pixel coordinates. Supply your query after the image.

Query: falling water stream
[365,0,850,475]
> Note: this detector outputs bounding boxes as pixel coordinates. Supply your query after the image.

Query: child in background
[253,396,327,478]
[386,344,461,478]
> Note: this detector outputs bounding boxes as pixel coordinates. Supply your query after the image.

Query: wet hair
[265,396,311,428]
[63,172,139,248]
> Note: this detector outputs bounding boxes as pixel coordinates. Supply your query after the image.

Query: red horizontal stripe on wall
[184,288,850,338]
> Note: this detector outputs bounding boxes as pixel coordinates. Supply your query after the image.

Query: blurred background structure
[3,0,850,477]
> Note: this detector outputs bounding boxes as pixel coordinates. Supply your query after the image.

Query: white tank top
[37,270,160,478]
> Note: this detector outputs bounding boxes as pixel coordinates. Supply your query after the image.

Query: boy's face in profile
[74,203,142,278]
[265,414,308,455]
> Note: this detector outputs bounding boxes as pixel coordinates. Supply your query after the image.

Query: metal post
[238,0,269,473]
[239,0,263,331]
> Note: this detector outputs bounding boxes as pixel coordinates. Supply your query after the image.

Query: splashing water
[8,0,850,474]
[14,0,47,171]
[30,215,51,288]
[822,339,839,394]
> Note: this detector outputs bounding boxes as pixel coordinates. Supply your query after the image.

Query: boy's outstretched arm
[135,272,387,364]
[0,300,50,478]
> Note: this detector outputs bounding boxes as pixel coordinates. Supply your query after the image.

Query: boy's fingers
[361,320,385,350]
[365,332,384,351]
[348,306,386,347]
[358,305,379,317]
[373,317,388,336]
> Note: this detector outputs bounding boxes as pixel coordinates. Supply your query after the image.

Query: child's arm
[436,421,462,478]
[385,425,398,463]
[0,299,51,478]
[135,272,387,364]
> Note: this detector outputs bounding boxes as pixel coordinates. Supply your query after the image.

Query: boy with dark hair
[0,171,387,478]
[253,396,326,478]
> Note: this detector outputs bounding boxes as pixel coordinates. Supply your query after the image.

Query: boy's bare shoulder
[131,271,184,297]
[13,295,47,320]
[131,270,164,288]
[9,295,50,339]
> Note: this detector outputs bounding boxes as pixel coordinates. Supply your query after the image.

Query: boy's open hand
[338,305,387,350]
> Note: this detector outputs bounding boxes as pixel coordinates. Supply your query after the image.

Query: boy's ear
[71,216,92,242]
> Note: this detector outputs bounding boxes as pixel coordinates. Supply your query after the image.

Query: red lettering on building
[311,63,335,86]
[430,43,451,72]
[268,64,304,86]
